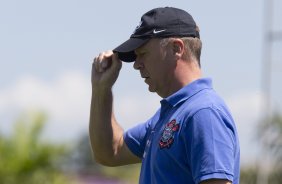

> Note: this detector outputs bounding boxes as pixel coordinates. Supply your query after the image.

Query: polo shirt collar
[161,78,213,107]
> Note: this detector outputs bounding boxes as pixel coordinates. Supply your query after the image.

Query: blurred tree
[268,169,282,184]
[68,134,101,172]
[257,112,282,184]
[0,112,72,184]
[70,134,141,184]
[240,166,257,184]
[258,112,282,169]
[100,163,140,184]
[240,112,282,184]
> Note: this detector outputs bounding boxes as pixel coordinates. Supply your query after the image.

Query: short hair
[159,36,202,67]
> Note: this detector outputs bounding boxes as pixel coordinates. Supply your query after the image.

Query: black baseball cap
[113,7,200,62]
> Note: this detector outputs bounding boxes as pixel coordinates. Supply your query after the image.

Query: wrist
[92,85,112,96]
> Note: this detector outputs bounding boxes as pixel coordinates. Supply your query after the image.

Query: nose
[133,57,143,70]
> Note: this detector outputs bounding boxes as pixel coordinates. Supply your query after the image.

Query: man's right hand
[90,50,141,166]
[92,51,122,89]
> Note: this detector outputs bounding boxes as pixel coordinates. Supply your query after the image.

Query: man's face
[134,39,175,97]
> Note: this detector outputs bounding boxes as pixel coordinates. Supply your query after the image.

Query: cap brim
[113,37,149,62]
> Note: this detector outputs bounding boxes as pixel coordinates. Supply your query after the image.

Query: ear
[172,39,185,59]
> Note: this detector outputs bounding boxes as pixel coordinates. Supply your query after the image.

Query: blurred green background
[0,112,141,184]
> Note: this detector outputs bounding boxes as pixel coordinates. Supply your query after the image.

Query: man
[90,7,240,184]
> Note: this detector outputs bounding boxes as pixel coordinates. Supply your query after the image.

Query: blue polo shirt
[124,78,240,184]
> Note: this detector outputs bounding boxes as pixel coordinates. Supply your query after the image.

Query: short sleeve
[184,107,235,183]
[124,121,151,158]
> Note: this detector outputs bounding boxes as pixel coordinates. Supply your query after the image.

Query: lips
[140,71,149,81]
[141,75,149,84]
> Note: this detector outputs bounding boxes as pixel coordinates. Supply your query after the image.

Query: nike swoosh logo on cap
[153,29,166,34]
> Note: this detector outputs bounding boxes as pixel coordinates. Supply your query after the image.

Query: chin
[148,86,157,93]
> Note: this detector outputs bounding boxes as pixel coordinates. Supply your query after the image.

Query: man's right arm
[89,51,141,166]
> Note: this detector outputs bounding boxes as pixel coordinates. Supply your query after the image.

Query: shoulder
[178,87,232,124]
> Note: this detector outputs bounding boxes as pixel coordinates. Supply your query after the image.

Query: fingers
[92,51,122,88]
[92,51,122,75]
[93,51,113,73]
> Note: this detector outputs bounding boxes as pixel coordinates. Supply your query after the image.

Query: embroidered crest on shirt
[159,119,179,149]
